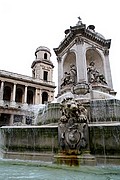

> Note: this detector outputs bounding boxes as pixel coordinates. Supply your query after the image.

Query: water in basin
[0,159,120,180]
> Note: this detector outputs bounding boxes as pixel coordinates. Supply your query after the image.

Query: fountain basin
[89,122,120,165]
[1,123,120,165]
[0,125,58,162]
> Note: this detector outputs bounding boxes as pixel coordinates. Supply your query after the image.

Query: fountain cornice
[54,24,111,55]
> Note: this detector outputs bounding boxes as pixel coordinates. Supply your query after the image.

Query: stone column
[10,114,14,125]
[0,81,4,100]
[22,116,26,124]
[75,37,88,83]
[24,86,28,103]
[39,89,42,104]
[103,49,113,89]
[57,56,62,95]
[12,83,16,102]
[35,88,38,104]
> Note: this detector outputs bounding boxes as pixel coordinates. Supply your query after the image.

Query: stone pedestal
[54,151,96,166]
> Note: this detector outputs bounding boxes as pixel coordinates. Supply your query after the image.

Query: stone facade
[0,46,56,126]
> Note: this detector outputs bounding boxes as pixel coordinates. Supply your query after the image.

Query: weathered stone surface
[0,126,58,161]
[89,124,120,156]
[90,99,120,122]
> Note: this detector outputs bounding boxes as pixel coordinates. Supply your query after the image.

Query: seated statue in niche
[61,72,71,88]
[87,61,107,85]
[61,64,77,88]
[69,64,77,84]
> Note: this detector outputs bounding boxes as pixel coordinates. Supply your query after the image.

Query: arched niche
[86,49,104,75]
[63,52,76,74]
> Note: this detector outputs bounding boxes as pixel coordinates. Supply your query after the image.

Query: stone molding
[75,36,84,45]
[57,56,62,62]
[54,24,111,55]
[103,49,109,55]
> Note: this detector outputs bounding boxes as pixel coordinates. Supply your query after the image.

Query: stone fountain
[0,18,120,166]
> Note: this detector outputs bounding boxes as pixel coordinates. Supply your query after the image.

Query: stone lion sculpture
[58,98,89,154]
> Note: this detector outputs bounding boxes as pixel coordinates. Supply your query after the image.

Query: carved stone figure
[69,64,77,84]
[87,61,107,85]
[58,98,89,154]
[61,72,70,88]
[61,64,77,88]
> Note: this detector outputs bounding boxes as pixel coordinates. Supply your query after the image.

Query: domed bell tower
[31,46,54,83]
[31,46,55,104]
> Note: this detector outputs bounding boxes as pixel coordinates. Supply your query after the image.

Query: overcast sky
[0,0,120,99]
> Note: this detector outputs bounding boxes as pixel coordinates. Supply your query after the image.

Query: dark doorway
[27,90,34,104]
[0,114,10,126]
[3,86,11,101]
[15,88,23,103]
[42,92,48,104]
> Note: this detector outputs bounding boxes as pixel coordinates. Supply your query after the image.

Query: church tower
[31,46,55,104]
[54,18,116,101]
[31,46,54,82]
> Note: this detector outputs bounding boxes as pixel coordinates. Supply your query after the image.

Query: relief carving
[58,98,89,154]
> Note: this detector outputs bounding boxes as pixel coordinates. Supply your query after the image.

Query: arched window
[3,86,11,101]
[27,90,34,104]
[44,53,47,59]
[15,88,23,103]
[42,92,48,104]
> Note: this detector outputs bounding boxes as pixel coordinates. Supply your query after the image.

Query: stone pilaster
[57,56,62,95]
[75,37,88,83]
[103,49,113,89]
